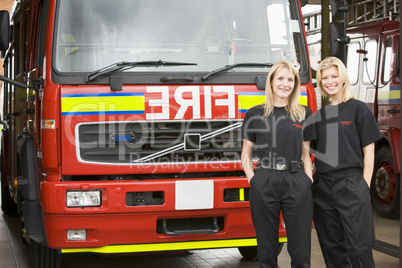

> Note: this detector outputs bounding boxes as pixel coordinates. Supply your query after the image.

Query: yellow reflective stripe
[61,96,145,114]
[279,237,287,243]
[61,237,287,254]
[238,95,265,112]
[298,95,307,106]
[238,93,308,113]
[378,90,400,100]
[239,188,245,201]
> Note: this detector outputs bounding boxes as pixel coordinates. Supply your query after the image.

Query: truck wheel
[371,146,400,219]
[238,243,284,261]
[29,239,61,268]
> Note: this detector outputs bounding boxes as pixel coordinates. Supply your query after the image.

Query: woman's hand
[363,143,375,188]
[241,139,255,184]
[302,140,313,183]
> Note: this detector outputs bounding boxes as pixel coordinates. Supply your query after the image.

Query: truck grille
[77,120,242,165]
[156,217,225,236]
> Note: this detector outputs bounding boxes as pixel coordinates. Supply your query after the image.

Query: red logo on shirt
[293,124,303,129]
[340,121,353,125]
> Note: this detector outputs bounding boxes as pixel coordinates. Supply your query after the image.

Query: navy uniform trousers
[250,168,313,268]
[312,168,375,268]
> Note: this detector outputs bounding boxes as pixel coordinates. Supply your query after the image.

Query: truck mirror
[330,22,349,63]
[0,11,10,52]
[331,0,348,20]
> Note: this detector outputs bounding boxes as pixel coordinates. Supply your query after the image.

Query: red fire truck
[345,19,400,219]
[0,0,316,267]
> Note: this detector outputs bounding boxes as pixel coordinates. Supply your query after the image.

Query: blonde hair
[316,56,354,102]
[263,60,306,122]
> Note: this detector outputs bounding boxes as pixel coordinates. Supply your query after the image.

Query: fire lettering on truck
[146,86,236,120]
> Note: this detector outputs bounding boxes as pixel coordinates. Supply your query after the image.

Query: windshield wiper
[201,63,274,81]
[86,60,197,82]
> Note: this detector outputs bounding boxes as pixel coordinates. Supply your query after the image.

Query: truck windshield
[54,0,307,75]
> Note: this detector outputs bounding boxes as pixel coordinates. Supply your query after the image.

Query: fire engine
[0,0,317,267]
[304,0,400,218]
[346,20,400,219]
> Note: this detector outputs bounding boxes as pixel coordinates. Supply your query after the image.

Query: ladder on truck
[349,0,399,24]
[303,0,399,36]
[304,10,323,36]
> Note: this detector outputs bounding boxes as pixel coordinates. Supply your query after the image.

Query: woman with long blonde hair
[241,60,315,267]
[311,57,380,267]
[262,60,306,122]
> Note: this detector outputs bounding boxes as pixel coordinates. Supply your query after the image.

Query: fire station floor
[0,209,399,268]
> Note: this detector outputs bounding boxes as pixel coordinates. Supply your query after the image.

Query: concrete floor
[0,208,399,267]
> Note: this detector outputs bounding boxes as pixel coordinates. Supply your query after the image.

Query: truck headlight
[67,229,87,241]
[66,190,101,207]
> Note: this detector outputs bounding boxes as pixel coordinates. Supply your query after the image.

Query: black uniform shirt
[241,105,316,167]
[312,99,381,173]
